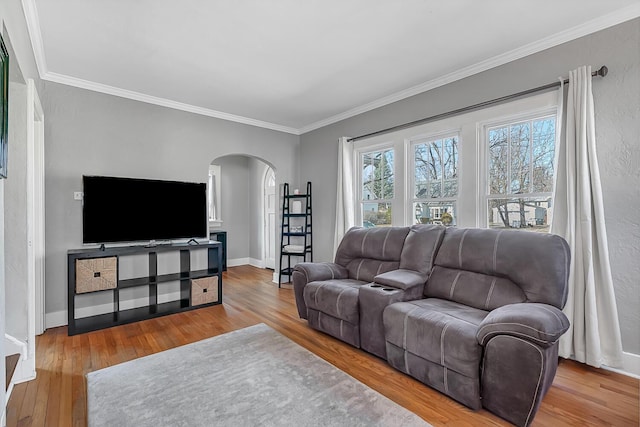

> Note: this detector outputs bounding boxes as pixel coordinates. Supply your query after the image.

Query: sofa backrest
[335,226,410,282]
[399,224,446,276]
[425,227,570,310]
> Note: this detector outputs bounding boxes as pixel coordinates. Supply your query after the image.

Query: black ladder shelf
[279,182,312,287]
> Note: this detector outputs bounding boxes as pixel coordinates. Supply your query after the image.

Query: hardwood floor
[6,265,639,426]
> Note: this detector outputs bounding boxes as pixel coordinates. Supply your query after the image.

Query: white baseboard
[602,351,640,379]
[249,258,265,269]
[227,257,250,267]
[46,310,67,328]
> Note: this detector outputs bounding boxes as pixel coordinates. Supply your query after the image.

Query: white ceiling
[25,0,640,134]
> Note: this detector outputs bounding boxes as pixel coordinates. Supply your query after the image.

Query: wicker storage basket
[191,276,219,306]
[76,257,117,293]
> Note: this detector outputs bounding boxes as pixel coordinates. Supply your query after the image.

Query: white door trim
[263,167,276,270]
[26,79,45,344]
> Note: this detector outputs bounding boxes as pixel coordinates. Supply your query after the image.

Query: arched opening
[209,154,277,277]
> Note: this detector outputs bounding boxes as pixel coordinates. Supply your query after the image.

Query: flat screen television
[82,175,208,244]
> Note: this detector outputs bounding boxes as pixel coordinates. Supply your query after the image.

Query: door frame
[27,78,45,340]
[262,166,276,270]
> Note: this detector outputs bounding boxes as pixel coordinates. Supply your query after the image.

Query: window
[351,91,557,230]
[359,147,394,227]
[208,164,222,225]
[485,115,556,232]
[412,134,458,226]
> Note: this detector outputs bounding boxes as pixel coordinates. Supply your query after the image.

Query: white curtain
[334,137,355,258]
[551,66,624,368]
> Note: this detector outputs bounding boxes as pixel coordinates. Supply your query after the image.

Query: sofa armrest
[373,269,426,291]
[292,263,348,319]
[477,303,569,348]
[293,262,349,283]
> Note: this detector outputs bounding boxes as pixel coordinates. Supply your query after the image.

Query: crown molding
[21,0,48,76]
[20,0,299,135]
[20,0,640,136]
[298,3,640,134]
[42,71,300,134]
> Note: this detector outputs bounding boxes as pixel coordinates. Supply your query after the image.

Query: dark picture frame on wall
[0,33,8,179]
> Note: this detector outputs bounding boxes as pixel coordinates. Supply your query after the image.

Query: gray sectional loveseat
[292,225,570,427]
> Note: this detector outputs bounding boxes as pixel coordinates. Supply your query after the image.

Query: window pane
[442,137,458,197]
[362,152,374,200]
[532,118,555,192]
[414,136,458,199]
[488,127,508,195]
[429,140,443,182]
[362,150,394,201]
[510,122,531,194]
[383,149,394,199]
[362,202,392,227]
[414,144,428,198]
[487,197,551,232]
[413,202,456,226]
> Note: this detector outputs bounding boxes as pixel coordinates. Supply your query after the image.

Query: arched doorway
[209,155,276,276]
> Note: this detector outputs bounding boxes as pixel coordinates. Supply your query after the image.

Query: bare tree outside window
[487,116,555,231]
[413,135,458,225]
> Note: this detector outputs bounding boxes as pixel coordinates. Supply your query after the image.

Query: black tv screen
[82,175,207,244]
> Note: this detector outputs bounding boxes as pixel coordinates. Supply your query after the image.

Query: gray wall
[212,155,250,261]
[248,157,269,262]
[5,78,28,341]
[42,81,299,319]
[299,19,640,355]
[212,155,271,264]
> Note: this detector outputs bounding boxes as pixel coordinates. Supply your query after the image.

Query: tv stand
[67,241,223,335]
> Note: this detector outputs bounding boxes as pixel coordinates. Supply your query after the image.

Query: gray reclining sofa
[292,225,570,427]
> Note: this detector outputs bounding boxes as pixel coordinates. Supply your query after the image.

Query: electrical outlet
[74,192,83,200]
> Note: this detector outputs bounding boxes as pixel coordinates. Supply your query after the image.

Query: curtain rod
[347,65,608,142]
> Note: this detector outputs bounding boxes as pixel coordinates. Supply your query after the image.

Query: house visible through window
[485,115,556,232]
[352,90,557,231]
[412,134,458,226]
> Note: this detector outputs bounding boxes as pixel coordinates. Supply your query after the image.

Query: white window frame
[208,164,223,226]
[477,106,558,229]
[355,142,401,227]
[409,131,460,226]
[350,91,559,230]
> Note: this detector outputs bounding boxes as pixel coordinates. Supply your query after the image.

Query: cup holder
[370,284,382,288]
[383,288,396,291]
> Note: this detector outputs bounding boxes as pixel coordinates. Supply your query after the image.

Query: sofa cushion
[398,224,446,275]
[427,266,526,311]
[383,299,488,378]
[429,228,570,309]
[334,227,410,282]
[304,279,368,324]
[344,259,400,283]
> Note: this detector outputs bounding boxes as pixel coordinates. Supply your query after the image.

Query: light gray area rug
[87,323,431,427]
